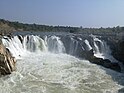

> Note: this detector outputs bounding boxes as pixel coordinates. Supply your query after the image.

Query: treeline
[0,19,124,35]
[0,19,76,32]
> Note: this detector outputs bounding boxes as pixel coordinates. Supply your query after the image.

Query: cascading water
[63,34,118,63]
[2,35,65,58]
[68,37,79,55]
[1,35,124,93]
[84,40,92,51]
[90,35,119,63]
[46,35,66,53]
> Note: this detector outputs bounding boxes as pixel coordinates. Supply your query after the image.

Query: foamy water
[0,52,123,93]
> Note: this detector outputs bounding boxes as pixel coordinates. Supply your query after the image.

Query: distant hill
[0,19,76,34]
[0,19,15,35]
[0,19,124,35]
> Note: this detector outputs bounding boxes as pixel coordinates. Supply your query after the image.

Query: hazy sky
[0,0,124,27]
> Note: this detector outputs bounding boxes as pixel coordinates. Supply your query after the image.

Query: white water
[2,35,65,58]
[1,35,124,93]
[89,35,119,63]
[46,35,66,53]
[68,37,79,55]
[66,35,118,63]
[84,40,92,51]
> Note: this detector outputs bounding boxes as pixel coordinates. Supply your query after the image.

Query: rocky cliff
[110,32,124,66]
[0,36,16,75]
[113,40,124,65]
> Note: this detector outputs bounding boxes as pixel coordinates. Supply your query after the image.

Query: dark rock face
[0,38,16,75]
[113,40,124,65]
[80,49,121,72]
[118,88,124,93]
[90,57,121,72]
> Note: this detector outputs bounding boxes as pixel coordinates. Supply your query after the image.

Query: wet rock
[113,40,124,65]
[89,57,121,72]
[81,49,121,72]
[0,37,16,75]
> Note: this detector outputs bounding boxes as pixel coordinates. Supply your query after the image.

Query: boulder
[0,37,16,75]
[89,56,121,72]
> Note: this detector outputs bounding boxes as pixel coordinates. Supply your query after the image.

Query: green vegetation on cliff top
[0,19,124,35]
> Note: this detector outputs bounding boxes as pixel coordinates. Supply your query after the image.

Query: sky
[0,0,124,27]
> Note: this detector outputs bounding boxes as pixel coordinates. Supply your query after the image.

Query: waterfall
[84,39,92,51]
[91,35,118,63]
[2,35,66,58]
[23,35,48,52]
[68,37,79,55]
[46,35,66,53]
[2,36,27,58]
[2,34,119,63]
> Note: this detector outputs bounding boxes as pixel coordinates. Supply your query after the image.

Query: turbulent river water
[1,34,124,93]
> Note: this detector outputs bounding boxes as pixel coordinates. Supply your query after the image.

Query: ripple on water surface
[0,53,124,93]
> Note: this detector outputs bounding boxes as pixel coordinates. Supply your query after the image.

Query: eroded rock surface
[0,37,16,75]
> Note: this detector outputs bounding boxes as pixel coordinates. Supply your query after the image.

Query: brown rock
[0,38,16,75]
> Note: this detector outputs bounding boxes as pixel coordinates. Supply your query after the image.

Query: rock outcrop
[0,37,16,75]
[81,49,121,72]
[113,40,124,65]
